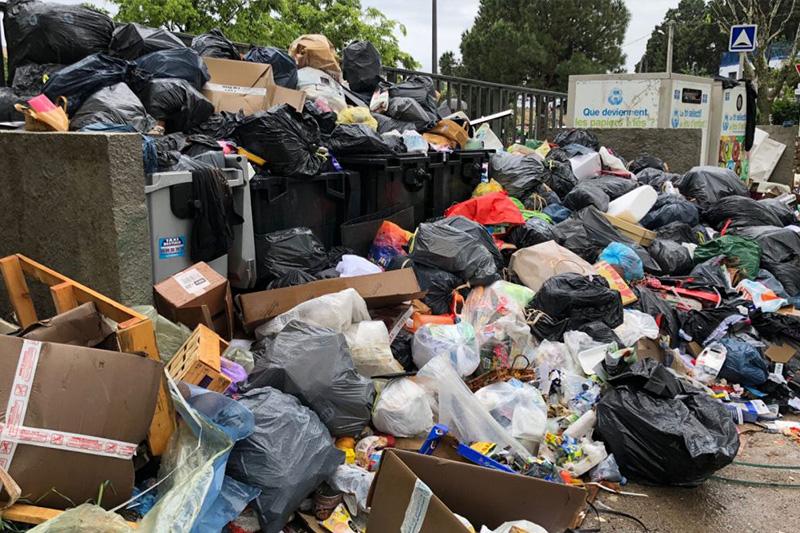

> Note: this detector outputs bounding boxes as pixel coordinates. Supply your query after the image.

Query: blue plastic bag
[718,336,769,387]
[599,242,644,281]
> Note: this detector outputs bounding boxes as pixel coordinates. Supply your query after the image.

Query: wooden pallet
[167,324,231,393]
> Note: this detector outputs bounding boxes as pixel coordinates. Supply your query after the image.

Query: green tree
[451,0,629,91]
[636,0,727,75]
[111,0,418,68]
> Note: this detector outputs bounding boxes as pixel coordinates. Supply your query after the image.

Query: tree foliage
[448,0,629,91]
[112,0,418,68]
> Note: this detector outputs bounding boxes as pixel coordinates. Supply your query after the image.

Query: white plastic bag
[329,464,375,514]
[344,321,404,377]
[256,288,370,338]
[613,309,660,347]
[474,379,547,451]
[479,521,547,533]
[564,330,611,375]
[372,378,433,437]
[296,66,347,112]
[335,254,382,277]
[599,146,628,173]
[737,279,788,312]
[402,130,428,153]
[413,322,480,376]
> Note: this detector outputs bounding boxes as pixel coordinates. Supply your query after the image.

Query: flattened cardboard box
[20,301,117,350]
[154,261,235,340]
[238,269,426,330]
[0,335,162,509]
[202,57,305,115]
[367,450,587,533]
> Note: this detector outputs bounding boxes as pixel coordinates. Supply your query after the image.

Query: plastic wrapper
[337,106,378,130]
[386,96,437,131]
[416,356,532,459]
[132,305,192,363]
[563,184,610,212]
[475,379,548,450]
[244,46,298,88]
[507,217,556,249]
[598,242,643,281]
[256,288,371,338]
[531,273,623,331]
[553,129,599,151]
[649,238,693,275]
[191,28,240,59]
[110,23,185,60]
[223,344,255,374]
[343,320,404,377]
[227,387,344,533]
[674,165,748,209]
[328,123,395,155]
[135,48,210,90]
[462,281,534,371]
[329,464,375,513]
[140,78,213,133]
[596,358,739,486]
[386,74,439,117]
[589,453,623,483]
[413,322,480,376]
[11,63,64,97]
[297,67,347,112]
[372,378,434,437]
[342,40,382,93]
[245,321,374,437]
[704,195,783,230]
[4,0,114,80]
[613,309,660,347]
[694,235,761,280]
[717,335,769,386]
[255,226,328,282]
[236,104,323,176]
[70,82,156,132]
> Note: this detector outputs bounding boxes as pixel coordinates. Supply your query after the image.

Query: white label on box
[400,478,432,533]
[205,83,267,96]
[175,268,211,296]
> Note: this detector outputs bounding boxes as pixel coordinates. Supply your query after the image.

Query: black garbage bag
[578,321,623,345]
[180,134,223,157]
[718,335,768,387]
[343,41,382,93]
[441,216,504,272]
[530,273,623,330]
[543,203,572,224]
[391,329,415,371]
[758,199,796,226]
[410,216,501,286]
[656,221,697,244]
[649,239,693,276]
[554,206,632,263]
[227,386,343,533]
[687,256,733,292]
[751,312,800,344]
[304,100,338,136]
[386,75,439,117]
[4,0,114,80]
[628,154,665,175]
[553,129,599,151]
[327,246,356,268]
[0,89,24,122]
[732,225,800,264]
[764,259,800,297]
[70,82,156,132]
[235,104,323,176]
[596,358,739,486]
[327,124,395,155]
[563,184,610,212]
[190,165,238,262]
[244,47,298,88]
[675,165,748,209]
[43,53,144,115]
[411,262,463,315]
[140,78,213,132]
[489,152,545,199]
[255,227,329,282]
[541,159,579,198]
[135,48,210,90]
[191,28,240,59]
[11,63,64,97]
[386,96,437,131]
[635,167,680,190]
[244,321,375,436]
[680,306,745,344]
[581,175,638,200]
[188,111,243,139]
[704,195,783,230]
[109,22,184,60]
[507,217,556,249]
[639,193,700,230]
[373,112,417,134]
[631,286,680,347]
[544,147,570,163]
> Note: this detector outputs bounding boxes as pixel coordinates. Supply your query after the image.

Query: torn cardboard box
[765,339,798,364]
[154,262,235,340]
[0,335,162,509]
[367,449,587,533]
[202,57,305,115]
[20,302,117,350]
[238,269,426,330]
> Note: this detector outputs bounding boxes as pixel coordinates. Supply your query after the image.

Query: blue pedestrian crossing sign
[729,24,757,52]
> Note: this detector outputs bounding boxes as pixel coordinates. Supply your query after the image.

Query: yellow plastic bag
[535,142,551,158]
[472,179,504,197]
[338,107,378,130]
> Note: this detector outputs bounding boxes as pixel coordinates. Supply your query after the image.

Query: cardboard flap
[21,302,116,349]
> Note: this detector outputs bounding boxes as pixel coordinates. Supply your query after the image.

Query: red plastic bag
[368,220,412,268]
[444,191,524,227]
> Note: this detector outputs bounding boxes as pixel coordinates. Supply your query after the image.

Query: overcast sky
[40,0,679,73]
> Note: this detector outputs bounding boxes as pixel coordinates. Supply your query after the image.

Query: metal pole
[431,0,438,74]
[738,52,745,79]
[666,20,675,75]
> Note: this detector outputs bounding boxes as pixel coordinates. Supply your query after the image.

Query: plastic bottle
[563,409,597,441]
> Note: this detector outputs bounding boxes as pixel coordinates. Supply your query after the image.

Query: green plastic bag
[694,235,761,280]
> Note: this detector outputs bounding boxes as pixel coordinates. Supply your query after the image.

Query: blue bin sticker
[159,236,185,259]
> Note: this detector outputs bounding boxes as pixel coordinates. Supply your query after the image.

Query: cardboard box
[367,449,587,533]
[202,57,305,115]
[0,335,162,509]
[238,269,426,330]
[636,337,663,361]
[603,213,656,246]
[20,302,116,349]
[765,339,798,363]
[154,262,234,340]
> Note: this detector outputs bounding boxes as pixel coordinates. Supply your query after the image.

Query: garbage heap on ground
[3,2,800,532]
